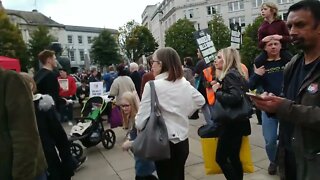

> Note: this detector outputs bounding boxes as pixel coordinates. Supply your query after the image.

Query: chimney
[32,9,38,12]
[0,1,4,10]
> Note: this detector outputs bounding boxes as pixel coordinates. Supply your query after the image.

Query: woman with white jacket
[135,47,205,180]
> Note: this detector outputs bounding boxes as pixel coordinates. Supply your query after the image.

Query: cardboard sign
[89,82,104,97]
[230,23,242,49]
[194,29,216,64]
[58,79,69,91]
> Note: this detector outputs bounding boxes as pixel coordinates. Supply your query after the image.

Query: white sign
[89,82,104,97]
[194,29,216,64]
[58,79,69,91]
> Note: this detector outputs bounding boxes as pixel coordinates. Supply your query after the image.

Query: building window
[252,0,264,8]
[67,35,73,44]
[78,35,83,44]
[277,0,293,4]
[188,9,194,19]
[207,5,220,15]
[229,16,245,27]
[280,12,288,21]
[87,36,92,44]
[69,50,75,61]
[228,0,244,12]
[79,50,85,61]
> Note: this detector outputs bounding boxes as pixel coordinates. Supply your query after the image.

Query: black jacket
[34,94,76,180]
[215,68,251,136]
[276,54,320,180]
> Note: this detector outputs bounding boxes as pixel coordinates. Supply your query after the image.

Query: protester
[0,68,47,180]
[109,64,137,129]
[34,50,63,110]
[138,64,146,77]
[249,39,291,175]
[129,62,142,99]
[20,72,86,180]
[135,47,205,180]
[103,65,118,92]
[140,56,155,97]
[255,2,292,67]
[191,49,209,119]
[251,1,320,179]
[183,57,195,87]
[212,47,251,180]
[88,67,99,83]
[58,68,77,125]
[121,92,158,180]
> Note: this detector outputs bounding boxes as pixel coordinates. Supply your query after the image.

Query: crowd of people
[1,0,320,180]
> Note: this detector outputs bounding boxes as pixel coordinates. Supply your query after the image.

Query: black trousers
[155,139,189,180]
[216,133,243,180]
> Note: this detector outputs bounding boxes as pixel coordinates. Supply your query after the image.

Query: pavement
[64,109,279,180]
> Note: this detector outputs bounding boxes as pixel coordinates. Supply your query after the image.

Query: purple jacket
[258,19,290,49]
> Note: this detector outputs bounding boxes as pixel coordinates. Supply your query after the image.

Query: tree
[208,14,231,51]
[118,20,139,61]
[0,10,30,71]
[91,29,121,66]
[240,16,264,68]
[126,25,158,62]
[28,26,55,71]
[165,19,198,61]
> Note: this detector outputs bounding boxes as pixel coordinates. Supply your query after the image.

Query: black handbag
[197,123,221,138]
[211,71,253,122]
[212,94,253,122]
[132,81,171,161]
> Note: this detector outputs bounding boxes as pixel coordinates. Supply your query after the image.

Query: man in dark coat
[129,62,142,99]
[251,1,320,179]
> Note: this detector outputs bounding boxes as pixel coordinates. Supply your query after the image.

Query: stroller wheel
[102,129,116,149]
[70,143,83,159]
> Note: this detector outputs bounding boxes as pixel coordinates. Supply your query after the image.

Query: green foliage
[28,26,55,71]
[208,14,231,51]
[91,29,121,66]
[118,20,139,60]
[165,19,198,61]
[0,10,30,71]
[126,25,158,62]
[240,16,263,68]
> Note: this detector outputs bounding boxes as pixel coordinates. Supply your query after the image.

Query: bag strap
[149,81,156,112]
[149,81,162,114]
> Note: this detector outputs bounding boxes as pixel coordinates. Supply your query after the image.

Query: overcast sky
[3,0,160,30]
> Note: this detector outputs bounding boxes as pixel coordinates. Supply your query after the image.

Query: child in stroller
[69,96,117,158]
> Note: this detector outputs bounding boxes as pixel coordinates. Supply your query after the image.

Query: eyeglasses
[150,60,161,64]
[120,104,130,108]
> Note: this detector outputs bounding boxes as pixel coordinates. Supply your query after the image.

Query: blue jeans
[262,111,279,163]
[202,104,214,125]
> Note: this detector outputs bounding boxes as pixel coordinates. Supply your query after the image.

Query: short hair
[129,62,139,72]
[38,50,55,65]
[154,47,183,81]
[288,0,320,28]
[19,72,37,94]
[261,2,278,18]
[90,67,97,73]
[108,65,114,72]
[184,57,194,67]
[117,64,127,76]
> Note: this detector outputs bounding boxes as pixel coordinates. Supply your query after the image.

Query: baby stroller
[69,96,116,158]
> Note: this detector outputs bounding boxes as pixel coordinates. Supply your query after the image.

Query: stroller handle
[74,117,95,123]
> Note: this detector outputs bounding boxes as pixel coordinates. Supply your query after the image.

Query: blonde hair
[261,2,278,18]
[120,91,139,129]
[218,47,245,80]
[20,72,37,94]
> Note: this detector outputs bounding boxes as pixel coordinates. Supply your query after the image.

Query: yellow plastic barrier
[201,136,254,174]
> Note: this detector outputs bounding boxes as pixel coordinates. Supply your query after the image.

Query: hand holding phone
[245,92,265,100]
